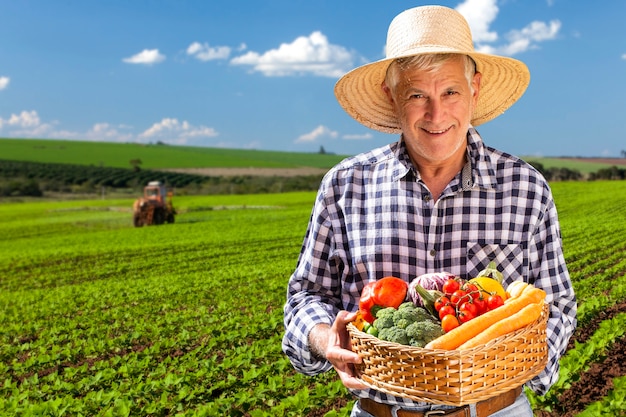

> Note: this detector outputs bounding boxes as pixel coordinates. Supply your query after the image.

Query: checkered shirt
[282,127,577,406]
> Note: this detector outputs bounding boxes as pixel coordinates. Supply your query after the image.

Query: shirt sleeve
[526,196,577,395]
[282,182,348,375]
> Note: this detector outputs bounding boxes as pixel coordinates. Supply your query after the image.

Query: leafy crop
[0,138,347,169]
[1,181,626,416]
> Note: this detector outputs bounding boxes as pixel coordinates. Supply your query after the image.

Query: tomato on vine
[434,296,450,313]
[442,278,461,295]
[450,289,469,306]
[457,309,475,323]
[459,301,478,317]
[487,294,504,310]
[462,282,481,300]
[438,304,456,321]
[441,314,460,333]
[473,297,488,315]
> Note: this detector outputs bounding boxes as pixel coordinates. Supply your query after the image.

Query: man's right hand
[309,310,368,390]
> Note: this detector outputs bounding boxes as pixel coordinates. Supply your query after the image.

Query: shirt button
[423,195,431,202]
[429,249,436,257]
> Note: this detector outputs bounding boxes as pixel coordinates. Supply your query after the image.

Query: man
[283,5,577,417]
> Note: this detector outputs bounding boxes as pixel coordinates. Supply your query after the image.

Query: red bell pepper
[358,276,408,323]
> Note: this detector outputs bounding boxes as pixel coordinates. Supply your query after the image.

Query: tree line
[1,159,625,198]
[0,159,325,197]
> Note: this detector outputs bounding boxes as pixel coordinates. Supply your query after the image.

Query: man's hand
[309,310,368,390]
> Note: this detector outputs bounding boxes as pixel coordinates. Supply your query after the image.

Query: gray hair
[384,54,477,94]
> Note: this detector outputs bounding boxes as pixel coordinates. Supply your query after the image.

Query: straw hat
[334,5,530,133]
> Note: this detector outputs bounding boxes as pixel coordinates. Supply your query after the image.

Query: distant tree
[621,149,626,158]
[318,146,327,155]
[130,159,142,172]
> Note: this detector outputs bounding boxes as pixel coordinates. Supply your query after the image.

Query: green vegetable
[412,283,444,316]
[476,261,504,284]
[395,302,433,323]
[405,320,444,347]
[363,322,379,337]
[373,307,396,330]
[378,327,409,345]
[371,302,441,347]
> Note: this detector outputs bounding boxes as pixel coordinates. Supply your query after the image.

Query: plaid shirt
[282,128,577,406]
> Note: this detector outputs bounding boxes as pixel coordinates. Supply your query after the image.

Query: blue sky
[1,0,625,158]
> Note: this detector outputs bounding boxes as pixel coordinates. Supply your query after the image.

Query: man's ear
[472,72,481,103]
[381,82,394,105]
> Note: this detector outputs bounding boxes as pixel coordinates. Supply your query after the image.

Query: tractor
[132,181,176,227]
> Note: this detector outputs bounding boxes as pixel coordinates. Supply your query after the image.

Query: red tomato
[442,278,461,295]
[434,296,450,313]
[487,294,504,311]
[438,305,456,320]
[459,301,478,317]
[458,309,475,323]
[450,289,469,306]
[463,283,481,300]
[441,314,460,333]
[473,297,487,315]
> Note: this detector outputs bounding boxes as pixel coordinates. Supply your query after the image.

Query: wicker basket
[347,303,549,406]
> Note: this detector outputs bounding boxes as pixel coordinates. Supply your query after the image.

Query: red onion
[408,272,456,307]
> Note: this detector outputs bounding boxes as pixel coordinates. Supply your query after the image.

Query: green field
[0,138,347,170]
[1,180,626,416]
[2,137,624,174]
[522,157,624,175]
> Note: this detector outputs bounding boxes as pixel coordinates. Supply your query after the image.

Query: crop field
[1,181,626,416]
[0,138,347,170]
[1,138,624,174]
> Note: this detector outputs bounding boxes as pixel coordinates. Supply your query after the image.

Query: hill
[2,137,626,175]
[0,137,348,172]
[522,156,626,175]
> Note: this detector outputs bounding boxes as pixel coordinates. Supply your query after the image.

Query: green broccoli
[395,303,435,324]
[378,327,409,345]
[373,307,396,330]
[405,320,444,347]
[372,302,443,346]
[375,307,397,320]
[398,302,417,311]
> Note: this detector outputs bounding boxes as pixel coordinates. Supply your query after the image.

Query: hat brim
[334,52,530,133]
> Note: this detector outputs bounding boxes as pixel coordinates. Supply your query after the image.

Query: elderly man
[283,5,576,417]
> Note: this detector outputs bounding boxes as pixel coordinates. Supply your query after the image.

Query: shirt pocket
[465,242,525,281]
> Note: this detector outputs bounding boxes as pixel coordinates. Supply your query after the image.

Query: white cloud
[343,133,373,140]
[457,0,499,43]
[0,110,56,136]
[295,125,338,143]
[622,53,626,60]
[139,117,219,144]
[6,110,41,128]
[496,20,561,56]
[0,110,217,145]
[456,0,560,56]
[123,49,166,65]
[0,76,9,90]
[230,31,356,77]
[187,42,232,61]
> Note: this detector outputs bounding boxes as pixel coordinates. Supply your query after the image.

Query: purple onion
[408,272,455,307]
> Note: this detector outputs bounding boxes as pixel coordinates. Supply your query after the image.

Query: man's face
[384,56,481,166]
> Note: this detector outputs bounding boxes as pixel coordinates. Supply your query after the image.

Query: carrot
[425,286,546,350]
[457,302,543,349]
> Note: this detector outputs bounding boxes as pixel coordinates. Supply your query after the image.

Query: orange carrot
[458,302,543,349]
[425,286,546,350]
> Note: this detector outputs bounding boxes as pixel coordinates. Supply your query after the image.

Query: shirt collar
[391,127,499,190]
[466,126,499,190]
